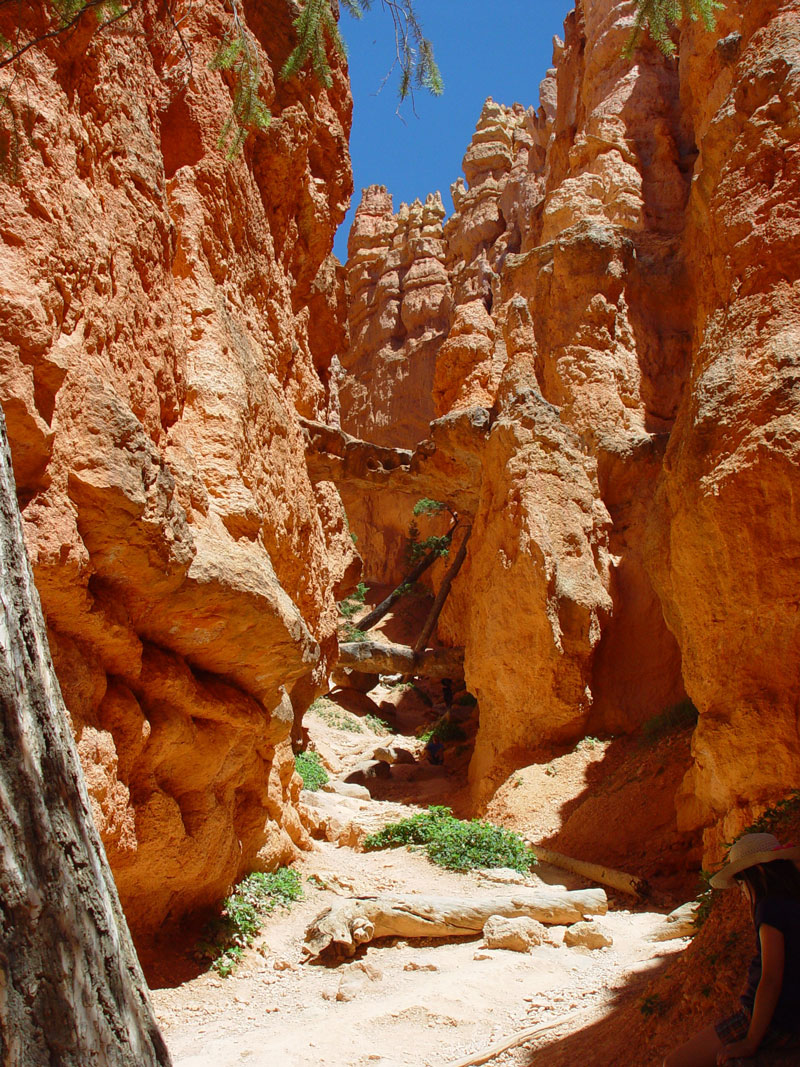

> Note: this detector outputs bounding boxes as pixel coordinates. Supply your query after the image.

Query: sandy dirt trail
[152,685,690,1067]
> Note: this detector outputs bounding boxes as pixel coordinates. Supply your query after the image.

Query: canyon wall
[337,186,453,583]
[339,0,800,857]
[0,0,356,945]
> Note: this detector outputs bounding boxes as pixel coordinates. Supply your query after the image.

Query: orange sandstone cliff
[0,0,356,945]
[339,0,800,864]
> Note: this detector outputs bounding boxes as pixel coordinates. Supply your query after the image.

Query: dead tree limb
[413,525,472,656]
[0,405,171,1066]
[355,529,455,633]
[303,888,607,960]
[338,640,464,679]
[529,845,648,899]
[446,1011,587,1067]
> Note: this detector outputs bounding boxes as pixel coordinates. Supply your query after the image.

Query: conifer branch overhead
[626,0,725,57]
[282,0,442,100]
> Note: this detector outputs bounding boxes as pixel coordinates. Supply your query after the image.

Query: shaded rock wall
[340,0,800,853]
[649,0,800,859]
[0,0,356,942]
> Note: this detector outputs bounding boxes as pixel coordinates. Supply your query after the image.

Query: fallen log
[303,888,607,961]
[528,844,647,899]
[355,529,455,633]
[338,640,464,679]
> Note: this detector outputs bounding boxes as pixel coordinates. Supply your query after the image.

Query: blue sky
[333,0,575,261]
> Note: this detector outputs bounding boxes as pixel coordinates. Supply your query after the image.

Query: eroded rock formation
[338,0,800,860]
[0,0,356,945]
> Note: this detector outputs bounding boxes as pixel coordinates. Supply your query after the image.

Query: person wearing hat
[664,832,800,1066]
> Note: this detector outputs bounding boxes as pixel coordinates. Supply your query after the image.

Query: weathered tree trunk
[0,406,171,1066]
[338,640,464,679]
[413,525,472,656]
[303,887,607,960]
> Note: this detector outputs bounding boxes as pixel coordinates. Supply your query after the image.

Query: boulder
[483,915,547,952]
[564,921,613,950]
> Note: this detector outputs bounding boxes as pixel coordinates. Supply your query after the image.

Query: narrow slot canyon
[2,0,800,1065]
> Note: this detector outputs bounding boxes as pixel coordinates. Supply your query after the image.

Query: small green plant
[578,736,601,751]
[740,789,800,837]
[512,774,523,789]
[338,582,369,619]
[639,992,667,1018]
[364,713,393,734]
[383,678,413,691]
[641,699,699,744]
[295,750,329,791]
[342,624,369,643]
[406,498,453,564]
[364,806,536,874]
[416,717,466,744]
[454,691,477,707]
[544,763,557,778]
[312,701,364,733]
[413,498,447,517]
[196,869,303,976]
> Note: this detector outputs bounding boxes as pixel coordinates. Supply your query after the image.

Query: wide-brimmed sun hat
[710,832,800,889]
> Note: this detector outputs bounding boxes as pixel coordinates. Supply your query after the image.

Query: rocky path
[152,685,691,1067]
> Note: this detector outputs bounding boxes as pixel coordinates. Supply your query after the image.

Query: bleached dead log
[338,639,464,679]
[529,844,647,899]
[303,888,607,960]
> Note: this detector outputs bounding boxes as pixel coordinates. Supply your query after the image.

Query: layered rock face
[0,0,355,942]
[340,0,800,850]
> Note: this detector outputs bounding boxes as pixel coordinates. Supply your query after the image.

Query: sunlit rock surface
[0,0,356,943]
[339,0,800,846]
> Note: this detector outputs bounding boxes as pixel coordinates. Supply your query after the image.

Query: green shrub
[342,624,369,643]
[639,992,667,1018]
[338,582,369,619]
[413,498,446,517]
[295,751,329,791]
[364,806,536,874]
[641,699,698,743]
[196,869,303,976]
[417,717,466,744]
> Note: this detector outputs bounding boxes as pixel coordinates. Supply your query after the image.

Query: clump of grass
[295,750,329,791]
[364,713,393,734]
[196,869,303,976]
[641,699,699,744]
[364,805,536,874]
[342,624,369,643]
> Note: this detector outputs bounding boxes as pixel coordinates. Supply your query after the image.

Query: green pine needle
[626,0,726,57]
